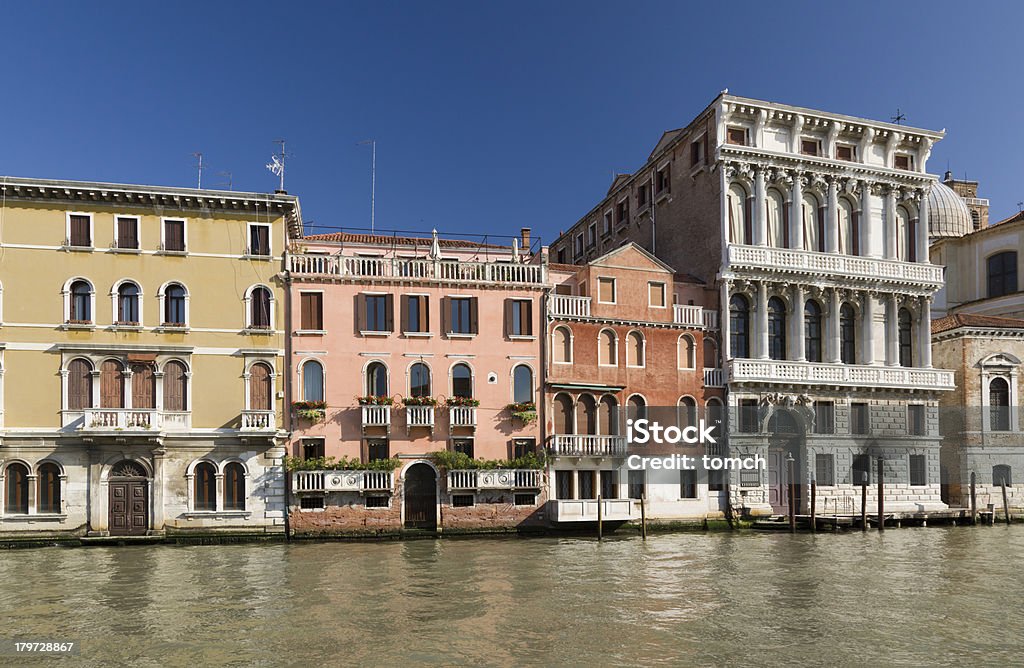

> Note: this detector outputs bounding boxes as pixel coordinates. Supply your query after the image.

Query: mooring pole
[877,457,885,532]
[1002,481,1012,526]
[970,471,977,526]
[810,476,817,533]
[861,472,867,532]
[597,494,603,541]
[787,455,796,533]
[640,493,647,540]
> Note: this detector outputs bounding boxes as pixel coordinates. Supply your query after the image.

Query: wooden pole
[970,471,977,526]
[787,456,796,533]
[877,457,885,532]
[861,472,867,532]
[597,494,603,541]
[640,493,647,540]
[1002,481,1012,526]
[810,478,817,533]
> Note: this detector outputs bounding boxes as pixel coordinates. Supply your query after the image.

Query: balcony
[241,410,277,430]
[406,405,435,429]
[726,359,955,390]
[723,244,944,290]
[704,367,725,388]
[549,294,591,318]
[673,304,704,327]
[548,434,627,457]
[289,254,547,286]
[361,405,392,429]
[80,409,192,432]
[703,310,719,330]
[549,498,636,522]
[292,470,394,494]
[449,406,477,428]
[447,469,541,491]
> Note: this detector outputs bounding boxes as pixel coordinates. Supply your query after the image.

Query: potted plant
[356,395,394,406]
[505,401,537,425]
[402,395,438,407]
[292,400,327,423]
[445,396,480,407]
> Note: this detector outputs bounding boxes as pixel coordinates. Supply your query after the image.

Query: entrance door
[767,410,804,516]
[404,463,437,529]
[109,479,148,535]
[768,448,788,514]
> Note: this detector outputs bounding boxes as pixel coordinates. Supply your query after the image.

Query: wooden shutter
[400,295,409,333]
[311,292,322,330]
[504,299,513,337]
[300,293,321,330]
[118,218,137,249]
[100,360,125,408]
[422,296,430,332]
[70,215,90,246]
[163,361,187,411]
[355,294,365,332]
[165,220,185,251]
[469,297,478,334]
[68,359,93,410]
[250,363,272,410]
[131,363,156,409]
[385,294,394,332]
[441,297,449,335]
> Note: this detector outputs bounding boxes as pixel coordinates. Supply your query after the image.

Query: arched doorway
[767,410,804,515]
[403,463,437,530]
[109,460,149,536]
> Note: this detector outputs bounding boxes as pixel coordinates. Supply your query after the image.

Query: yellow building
[0,176,301,541]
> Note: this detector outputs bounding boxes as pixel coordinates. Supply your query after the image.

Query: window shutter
[470,297,479,334]
[300,294,311,330]
[385,294,394,332]
[355,294,365,332]
[312,293,323,330]
[504,299,513,337]
[441,297,449,334]
[423,296,430,333]
[400,295,409,334]
[100,361,124,409]
[131,363,156,409]
[164,361,186,411]
[68,360,92,410]
[523,300,533,336]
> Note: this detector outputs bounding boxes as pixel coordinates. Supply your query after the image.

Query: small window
[598,277,616,303]
[194,462,217,511]
[163,219,186,252]
[69,214,91,247]
[578,470,595,499]
[987,251,1017,299]
[800,139,819,156]
[989,377,1011,432]
[513,438,536,459]
[691,139,703,166]
[555,470,574,499]
[164,284,187,326]
[452,438,474,459]
[250,287,272,329]
[740,469,760,487]
[815,454,835,486]
[404,295,429,333]
[814,402,835,435]
[637,183,649,208]
[365,496,389,508]
[708,469,725,492]
[898,308,913,367]
[409,362,431,397]
[909,455,927,486]
[993,464,1013,487]
[514,493,536,506]
[656,164,671,194]
[69,280,92,323]
[302,360,324,402]
[626,331,645,367]
[116,216,139,249]
[507,299,533,337]
[739,399,759,433]
[302,438,325,460]
[300,292,323,331]
[451,494,474,507]
[4,463,29,514]
[556,247,567,264]
[448,297,477,335]
[603,212,613,235]
[627,470,645,500]
[300,496,325,510]
[680,469,697,498]
[574,235,584,260]
[512,365,534,404]
[367,439,389,462]
[908,405,926,436]
[617,200,629,226]
[364,294,391,332]
[249,223,271,256]
[587,222,597,248]
[600,470,617,499]
[648,282,666,308]
[726,127,747,146]
[37,463,62,514]
[836,145,854,161]
[851,402,869,435]
[117,282,140,325]
[894,154,912,170]
[225,462,246,511]
[852,454,871,486]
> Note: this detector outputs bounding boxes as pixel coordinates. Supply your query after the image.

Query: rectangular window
[365,496,389,508]
[302,438,325,460]
[452,438,474,459]
[909,454,927,486]
[708,469,725,492]
[852,454,871,486]
[739,399,759,433]
[908,404,926,436]
[69,214,91,247]
[814,401,835,434]
[367,438,389,462]
[740,469,760,487]
[726,127,747,146]
[815,454,835,486]
[574,234,584,260]
[617,200,629,225]
[249,223,271,256]
[507,299,533,336]
[637,183,649,207]
[628,470,646,500]
[600,470,617,499]
[448,296,477,334]
[452,494,475,507]
[403,294,429,333]
[587,222,597,248]
[556,247,567,264]
[598,277,616,304]
[513,438,536,459]
[514,493,536,506]
[578,470,596,499]
[648,282,666,308]
[603,211,613,235]
[836,145,855,161]
[800,139,819,156]
[364,294,391,332]
[163,218,186,252]
[894,154,912,170]
[555,470,574,499]
[656,164,671,194]
[851,402,870,435]
[691,139,703,167]
[300,292,323,331]
[300,496,325,510]
[680,469,697,498]
[116,216,139,249]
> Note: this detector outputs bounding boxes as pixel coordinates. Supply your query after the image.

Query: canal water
[1,528,1021,666]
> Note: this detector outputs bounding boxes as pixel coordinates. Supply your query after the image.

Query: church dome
[927,181,974,239]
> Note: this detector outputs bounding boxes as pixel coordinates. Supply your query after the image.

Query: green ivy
[285,455,402,472]
[430,450,546,471]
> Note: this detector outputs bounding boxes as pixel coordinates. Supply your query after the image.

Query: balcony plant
[445,396,480,407]
[356,395,394,406]
[505,401,537,425]
[430,450,546,471]
[285,455,401,472]
[402,395,438,407]
[292,400,327,423]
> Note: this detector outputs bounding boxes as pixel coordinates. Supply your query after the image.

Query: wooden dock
[753,508,972,532]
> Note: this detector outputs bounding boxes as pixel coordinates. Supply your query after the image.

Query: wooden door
[131,364,156,409]
[403,464,437,529]
[109,480,148,536]
[768,449,787,514]
[100,360,124,408]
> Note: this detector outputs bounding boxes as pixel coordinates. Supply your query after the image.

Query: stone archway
[403,463,437,530]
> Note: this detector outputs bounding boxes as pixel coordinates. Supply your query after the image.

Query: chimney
[520,227,531,249]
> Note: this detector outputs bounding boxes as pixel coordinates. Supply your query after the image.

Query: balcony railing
[724,244,944,287]
[361,405,392,428]
[81,409,193,431]
[241,410,277,430]
[447,469,541,491]
[673,304,704,327]
[549,498,635,522]
[289,254,546,285]
[703,310,719,330]
[704,367,725,388]
[292,470,394,494]
[449,406,477,427]
[406,405,435,428]
[726,359,955,390]
[549,294,591,318]
[548,434,627,457]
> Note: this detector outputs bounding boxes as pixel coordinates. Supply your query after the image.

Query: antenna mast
[266,140,287,192]
[192,152,204,189]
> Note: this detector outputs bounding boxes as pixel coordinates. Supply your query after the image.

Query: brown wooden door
[100,360,125,408]
[163,360,187,411]
[403,464,437,529]
[109,480,148,536]
[250,363,272,410]
[768,449,787,514]
[131,364,156,409]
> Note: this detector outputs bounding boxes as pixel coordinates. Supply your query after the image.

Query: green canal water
[1,528,1022,666]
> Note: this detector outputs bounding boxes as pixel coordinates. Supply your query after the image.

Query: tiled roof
[303,232,510,250]
[932,313,1024,334]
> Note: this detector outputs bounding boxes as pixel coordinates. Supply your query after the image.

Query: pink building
[285,229,548,535]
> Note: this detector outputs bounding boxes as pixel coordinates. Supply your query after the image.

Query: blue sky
[2,1,1020,246]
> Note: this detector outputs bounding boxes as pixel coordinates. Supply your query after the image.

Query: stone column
[920,296,932,368]
[829,288,841,363]
[792,284,806,361]
[721,282,732,361]
[757,281,769,360]
[791,174,804,250]
[827,177,839,253]
[754,167,767,246]
[884,187,897,260]
[860,181,872,257]
[862,291,875,365]
[917,189,930,262]
[885,294,898,366]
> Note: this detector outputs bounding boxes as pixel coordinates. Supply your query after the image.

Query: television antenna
[192,152,205,189]
[891,108,906,125]
[216,171,233,191]
[358,139,376,233]
[266,139,289,192]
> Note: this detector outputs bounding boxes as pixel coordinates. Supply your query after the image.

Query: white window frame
[160,217,189,253]
[110,278,144,328]
[65,211,94,249]
[157,281,191,330]
[62,277,97,327]
[243,284,276,331]
[299,357,327,402]
[114,215,141,251]
[597,276,617,304]
[598,328,618,367]
[448,361,475,398]
[510,363,535,405]
[246,222,273,258]
[297,289,327,334]
[625,330,646,368]
[551,325,574,365]
[648,281,666,308]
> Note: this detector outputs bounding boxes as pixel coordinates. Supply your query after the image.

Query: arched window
[626,331,645,367]
[100,360,125,408]
[38,463,61,514]
[4,463,29,514]
[131,362,156,409]
[840,303,856,365]
[678,396,697,429]
[898,308,913,367]
[678,334,696,369]
[117,282,140,324]
[728,184,751,245]
[599,395,618,435]
[577,395,597,435]
[599,329,617,366]
[164,283,187,326]
[895,206,911,261]
[163,360,188,411]
[224,462,246,511]
[627,394,647,421]
[249,362,273,410]
[512,365,533,404]
[802,192,823,252]
[987,251,1018,298]
[804,300,823,363]
[70,280,92,323]
[971,210,981,231]
[409,362,431,397]
[194,462,217,511]
[768,297,787,361]
[451,363,473,399]
[838,198,857,255]
[990,377,1010,432]
[552,326,572,364]
[766,188,787,248]
[249,286,272,329]
[366,361,388,397]
[729,294,750,359]
[67,358,93,410]
[553,393,574,434]
[993,464,1013,487]
[302,360,324,402]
